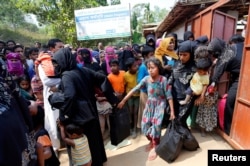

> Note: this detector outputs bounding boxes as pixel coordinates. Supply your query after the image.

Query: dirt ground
[58,129,232,166]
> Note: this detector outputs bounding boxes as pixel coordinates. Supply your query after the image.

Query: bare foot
[148,148,158,161]
[145,142,153,152]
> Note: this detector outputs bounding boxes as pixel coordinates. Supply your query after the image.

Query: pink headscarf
[105,46,117,74]
[156,38,162,48]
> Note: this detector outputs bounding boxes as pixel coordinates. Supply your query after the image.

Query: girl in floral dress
[118,57,175,161]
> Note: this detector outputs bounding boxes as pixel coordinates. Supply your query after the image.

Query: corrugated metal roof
[155,1,218,38]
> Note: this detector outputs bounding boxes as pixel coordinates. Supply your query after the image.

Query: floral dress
[131,75,172,140]
[196,91,218,131]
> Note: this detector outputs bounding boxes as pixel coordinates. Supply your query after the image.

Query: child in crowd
[179,58,212,105]
[17,75,35,100]
[137,45,155,128]
[31,75,44,107]
[118,57,175,161]
[95,87,112,139]
[107,59,125,100]
[32,103,60,165]
[124,58,139,138]
[59,123,92,166]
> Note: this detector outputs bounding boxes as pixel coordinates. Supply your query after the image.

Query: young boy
[179,58,212,105]
[107,59,125,100]
[59,123,92,166]
[124,58,139,138]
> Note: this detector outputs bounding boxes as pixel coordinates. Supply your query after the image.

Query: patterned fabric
[71,136,91,166]
[196,92,218,131]
[132,75,172,139]
[21,131,37,166]
[0,77,11,115]
[31,75,43,93]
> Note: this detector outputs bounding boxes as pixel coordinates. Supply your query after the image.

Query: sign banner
[74,4,131,40]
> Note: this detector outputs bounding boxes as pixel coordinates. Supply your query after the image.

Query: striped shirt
[71,135,91,166]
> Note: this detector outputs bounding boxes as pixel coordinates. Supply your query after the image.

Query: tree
[152,6,168,23]
[143,3,154,24]
[15,0,106,46]
[0,0,27,31]
[111,0,121,5]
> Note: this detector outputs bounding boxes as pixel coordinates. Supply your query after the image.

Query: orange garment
[35,52,55,77]
[37,135,52,147]
[108,71,125,94]
[155,37,179,64]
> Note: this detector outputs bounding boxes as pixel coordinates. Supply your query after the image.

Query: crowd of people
[0,30,244,165]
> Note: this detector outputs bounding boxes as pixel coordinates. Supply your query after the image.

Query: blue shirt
[137,63,148,93]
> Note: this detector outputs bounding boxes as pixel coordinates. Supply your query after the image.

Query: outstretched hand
[117,100,125,109]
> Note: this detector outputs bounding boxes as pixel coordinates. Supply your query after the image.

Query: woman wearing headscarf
[155,37,179,78]
[101,46,117,75]
[183,31,195,41]
[145,34,156,49]
[207,37,242,135]
[168,40,197,127]
[0,75,43,165]
[52,48,118,166]
[77,48,102,72]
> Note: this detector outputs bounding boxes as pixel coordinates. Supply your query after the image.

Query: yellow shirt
[124,71,139,96]
[190,72,209,95]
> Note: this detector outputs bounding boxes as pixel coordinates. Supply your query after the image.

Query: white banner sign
[74,4,131,40]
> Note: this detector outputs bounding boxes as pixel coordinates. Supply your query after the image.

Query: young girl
[179,57,212,105]
[17,75,35,100]
[118,57,175,161]
[59,123,92,166]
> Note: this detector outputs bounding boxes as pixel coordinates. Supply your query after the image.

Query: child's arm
[117,88,135,108]
[168,98,175,120]
[43,146,52,159]
[36,142,45,166]
[117,76,146,108]
[59,125,75,147]
[195,85,208,105]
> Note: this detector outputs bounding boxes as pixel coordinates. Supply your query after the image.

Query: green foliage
[1,0,168,47]
[152,6,169,22]
[0,0,28,30]
[0,25,51,46]
[111,0,121,5]
[132,31,142,44]
[15,0,109,47]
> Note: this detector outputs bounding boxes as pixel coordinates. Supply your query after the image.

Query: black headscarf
[146,34,155,48]
[207,37,226,58]
[79,48,92,64]
[52,48,77,76]
[183,31,194,41]
[178,40,197,64]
